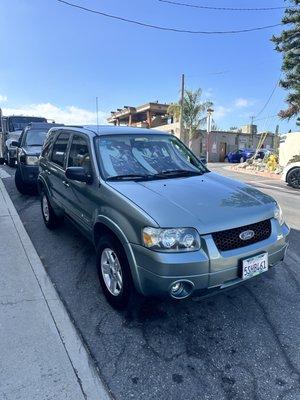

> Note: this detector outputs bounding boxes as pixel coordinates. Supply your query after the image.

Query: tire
[224,157,229,163]
[41,189,62,229]
[287,167,300,189]
[6,151,15,167]
[15,168,30,195]
[240,157,245,163]
[96,234,138,310]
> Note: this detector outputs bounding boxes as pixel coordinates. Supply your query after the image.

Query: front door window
[67,135,92,174]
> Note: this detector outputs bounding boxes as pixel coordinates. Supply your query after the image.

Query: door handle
[62,180,70,188]
[46,170,51,175]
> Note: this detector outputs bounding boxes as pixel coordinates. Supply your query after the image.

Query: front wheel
[224,157,229,163]
[6,151,15,167]
[96,234,138,310]
[15,168,29,194]
[240,157,245,163]
[41,190,62,229]
[287,167,300,189]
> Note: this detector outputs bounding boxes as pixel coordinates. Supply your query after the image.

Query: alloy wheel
[42,194,50,222]
[101,248,123,296]
[288,169,300,189]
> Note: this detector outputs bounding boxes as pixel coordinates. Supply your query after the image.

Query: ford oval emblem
[239,230,255,241]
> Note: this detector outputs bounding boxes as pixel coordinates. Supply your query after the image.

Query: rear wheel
[224,157,229,163]
[287,167,300,189]
[96,234,138,310]
[240,157,245,163]
[41,190,62,229]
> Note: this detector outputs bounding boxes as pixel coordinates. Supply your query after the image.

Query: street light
[206,107,214,163]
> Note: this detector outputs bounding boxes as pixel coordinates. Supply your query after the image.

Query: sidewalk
[0,178,110,400]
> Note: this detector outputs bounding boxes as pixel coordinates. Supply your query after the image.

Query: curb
[0,178,111,400]
[225,166,281,180]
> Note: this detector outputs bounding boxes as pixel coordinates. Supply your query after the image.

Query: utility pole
[250,115,255,148]
[179,74,185,143]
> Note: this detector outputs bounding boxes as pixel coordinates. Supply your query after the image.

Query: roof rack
[27,122,64,129]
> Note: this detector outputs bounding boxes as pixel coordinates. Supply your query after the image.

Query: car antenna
[96,96,99,134]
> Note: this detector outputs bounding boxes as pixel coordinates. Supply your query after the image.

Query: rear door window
[42,133,56,159]
[51,132,69,168]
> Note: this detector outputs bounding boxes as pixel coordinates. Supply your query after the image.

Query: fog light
[169,280,194,299]
[171,282,182,294]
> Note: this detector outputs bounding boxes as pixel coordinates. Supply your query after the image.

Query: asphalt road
[1,164,300,400]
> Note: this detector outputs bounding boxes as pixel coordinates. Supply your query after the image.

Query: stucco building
[155,123,279,162]
[107,102,280,161]
[107,102,170,128]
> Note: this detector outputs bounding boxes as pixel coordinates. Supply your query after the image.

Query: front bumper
[130,220,290,298]
[19,165,39,184]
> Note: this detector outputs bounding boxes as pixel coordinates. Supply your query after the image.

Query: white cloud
[234,98,255,108]
[213,105,232,119]
[0,94,8,102]
[2,102,107,125]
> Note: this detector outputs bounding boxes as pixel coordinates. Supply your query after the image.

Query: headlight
[274,204,284,225]
[142,227,200,252]
[26,156,39,166]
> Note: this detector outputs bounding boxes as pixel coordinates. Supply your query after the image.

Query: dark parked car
[14,122,63,194]
[224,148,255,163]
[256,148,274,160]
[199,154,207,165]
[38,126,289,310]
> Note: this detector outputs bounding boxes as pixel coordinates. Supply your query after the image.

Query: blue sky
[0,0,297,133]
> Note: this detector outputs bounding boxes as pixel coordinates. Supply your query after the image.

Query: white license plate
[242,253,268,280]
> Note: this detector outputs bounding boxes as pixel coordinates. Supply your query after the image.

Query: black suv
[15,122,63,194]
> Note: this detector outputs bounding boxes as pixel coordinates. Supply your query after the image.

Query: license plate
[242,253,268,280]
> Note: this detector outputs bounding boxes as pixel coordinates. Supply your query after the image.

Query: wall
[153,122,181,138]
[153,123,278,161]
[279,132,300,166]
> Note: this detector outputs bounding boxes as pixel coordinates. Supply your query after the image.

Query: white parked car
[282,162,300,189]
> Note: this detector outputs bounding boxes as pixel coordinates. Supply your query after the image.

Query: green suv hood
[108,172,276,234]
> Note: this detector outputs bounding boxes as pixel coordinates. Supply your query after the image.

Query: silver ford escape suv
[38,125,290,309]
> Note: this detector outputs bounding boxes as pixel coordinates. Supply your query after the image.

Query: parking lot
[1,163,300,400]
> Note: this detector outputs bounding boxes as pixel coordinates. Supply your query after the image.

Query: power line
[56,0,282,35]
[158,0,286,11]
[255,77,281,118]
[253,114,278,122]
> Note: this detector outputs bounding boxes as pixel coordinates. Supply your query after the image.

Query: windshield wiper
[154,169,203,178]
[106,174,154,181]
[27,144,42,146]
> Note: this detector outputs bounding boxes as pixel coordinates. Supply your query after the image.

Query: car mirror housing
[11,140,20,147]
[65,167,92,184]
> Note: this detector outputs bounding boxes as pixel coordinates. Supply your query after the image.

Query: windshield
[25,130,48,146]
[8,116,47,132]
[96,134,207,180]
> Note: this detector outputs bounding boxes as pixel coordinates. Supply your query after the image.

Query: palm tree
[167,103,181,123]
[183,89,213,144]
[168,88,213,146]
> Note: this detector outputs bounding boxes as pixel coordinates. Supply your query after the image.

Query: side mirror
[65,167,92,184]
[11,140,20,147]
